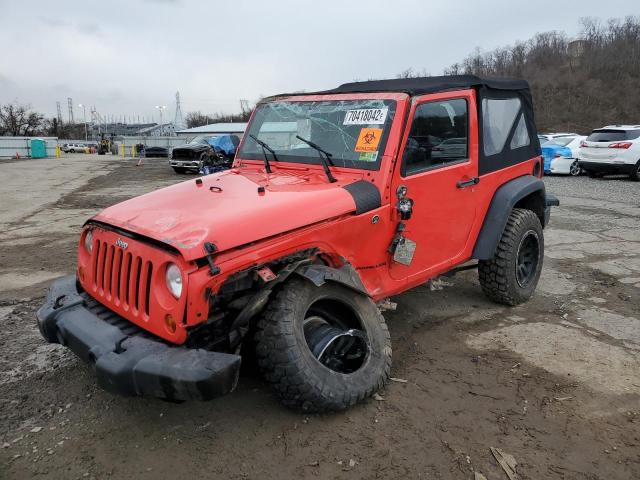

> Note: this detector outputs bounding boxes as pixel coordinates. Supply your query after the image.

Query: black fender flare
[294,263,370,296]
[472,175,549,260]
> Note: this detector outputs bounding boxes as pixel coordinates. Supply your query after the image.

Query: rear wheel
[255,277,391,412]
[479,208,544,306]
[569,160,581,176]
[630,161,640,181]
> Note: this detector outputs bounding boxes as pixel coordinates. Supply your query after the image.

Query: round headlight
[165,263,183,299]
[84,230,93,253]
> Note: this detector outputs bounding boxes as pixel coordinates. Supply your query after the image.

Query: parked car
[538,132,579,144]
[170,134,240,173]
[37,75,558,412]
[62,143,87,153]
[546,136,586,176]
[143,146,170,158]
[542,142,572,174]
[578,126,640,180]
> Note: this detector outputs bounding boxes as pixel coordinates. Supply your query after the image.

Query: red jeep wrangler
[38,75,558,412]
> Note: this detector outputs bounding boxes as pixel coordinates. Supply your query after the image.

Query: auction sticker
[358,151,379,162]
[343,108,388,125]
[355,128,383,153]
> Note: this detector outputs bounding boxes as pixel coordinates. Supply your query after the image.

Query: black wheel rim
[303,312,368,374]
[515,230,540,288]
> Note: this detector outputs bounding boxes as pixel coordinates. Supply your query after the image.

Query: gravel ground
[1,156,639,479]
[544,173,640,204]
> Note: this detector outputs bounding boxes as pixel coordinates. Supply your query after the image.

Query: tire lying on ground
[255,277,392,413]
[478,208,544,306]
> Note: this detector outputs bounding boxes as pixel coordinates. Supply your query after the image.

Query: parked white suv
[578,126,640,180]
[61,143,87,153]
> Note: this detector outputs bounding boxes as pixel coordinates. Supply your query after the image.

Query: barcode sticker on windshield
[343,108,388,125]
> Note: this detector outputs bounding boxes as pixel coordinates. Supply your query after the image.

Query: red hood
[92,167,365,261]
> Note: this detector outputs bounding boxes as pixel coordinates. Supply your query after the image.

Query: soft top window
[587,129,640,142]
[238,100,397,170]
[482,97,522,156]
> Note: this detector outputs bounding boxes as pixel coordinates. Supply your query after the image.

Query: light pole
[78,103,88,141]
[155,105,167,136]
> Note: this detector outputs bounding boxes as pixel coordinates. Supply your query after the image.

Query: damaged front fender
[294,263,369,297]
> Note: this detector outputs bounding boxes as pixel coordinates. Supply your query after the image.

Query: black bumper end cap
[546,194,560,207]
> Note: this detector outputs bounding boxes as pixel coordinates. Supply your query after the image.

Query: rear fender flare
[472,175,546,260]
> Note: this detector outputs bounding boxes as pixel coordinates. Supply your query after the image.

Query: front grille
[92,240,154,319]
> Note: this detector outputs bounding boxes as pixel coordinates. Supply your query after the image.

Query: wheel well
[514,190,545,227]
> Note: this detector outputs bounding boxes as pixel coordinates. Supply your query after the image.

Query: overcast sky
[0,0,635,123]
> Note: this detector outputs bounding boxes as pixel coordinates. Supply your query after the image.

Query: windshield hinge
[204,242,221,276]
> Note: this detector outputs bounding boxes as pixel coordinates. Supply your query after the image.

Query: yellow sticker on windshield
[355,128,382,153]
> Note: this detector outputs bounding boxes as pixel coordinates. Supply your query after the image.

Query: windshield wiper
[295,135,337,183]
[249,134,278,174]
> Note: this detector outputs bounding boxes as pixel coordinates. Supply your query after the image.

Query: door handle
[456,177,480,189]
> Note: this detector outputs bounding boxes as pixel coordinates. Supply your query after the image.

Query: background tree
[0,103,46,136]
[401,15,640,133]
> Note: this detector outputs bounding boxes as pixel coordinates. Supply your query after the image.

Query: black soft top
[285,75,530,97]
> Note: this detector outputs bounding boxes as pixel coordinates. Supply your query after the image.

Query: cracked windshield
[238,100,397,169]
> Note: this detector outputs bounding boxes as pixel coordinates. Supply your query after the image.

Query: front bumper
[578,160,635,175]
[37,276,241,402]
[170,159,200,168]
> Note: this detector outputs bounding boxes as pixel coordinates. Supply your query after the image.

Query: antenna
[174,91,185,131]
[67,98,74,124]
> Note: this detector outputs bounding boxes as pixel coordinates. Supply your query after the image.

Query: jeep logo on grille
[115,238,129,249]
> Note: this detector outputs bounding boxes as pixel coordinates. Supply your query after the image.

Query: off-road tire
[478,208,544,306]
[172,167,187,174]
[255,277,391,413]
[630,161,640,181]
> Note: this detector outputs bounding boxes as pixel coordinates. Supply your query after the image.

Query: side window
[510,114,530,149]
[482,97,522,155]
[403,98,468,175]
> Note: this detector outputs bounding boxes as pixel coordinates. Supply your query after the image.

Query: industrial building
[175,123,247,138]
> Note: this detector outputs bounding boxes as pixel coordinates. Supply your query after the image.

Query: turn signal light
[165,314,177,334]
[608,142,632,149]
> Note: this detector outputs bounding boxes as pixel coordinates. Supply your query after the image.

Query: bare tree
[0,103,46,136]
[438,15,640,132]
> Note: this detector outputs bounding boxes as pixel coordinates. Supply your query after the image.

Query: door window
[403,98,468,175]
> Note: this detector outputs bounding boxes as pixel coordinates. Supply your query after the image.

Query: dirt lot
[1,154,639,479]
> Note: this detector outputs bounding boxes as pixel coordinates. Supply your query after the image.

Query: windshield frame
[235,93,407,172]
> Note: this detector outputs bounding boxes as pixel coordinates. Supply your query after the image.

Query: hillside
[443,16,640,133]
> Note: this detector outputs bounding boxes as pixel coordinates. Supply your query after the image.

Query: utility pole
[78,103,88,141]
[155,105,166,136]
[240,99,251,117]
[56,101,63,125]
[174,91,185,132]
[67,98,74,124]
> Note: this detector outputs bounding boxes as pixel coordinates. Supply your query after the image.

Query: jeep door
[390,90,478,281]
